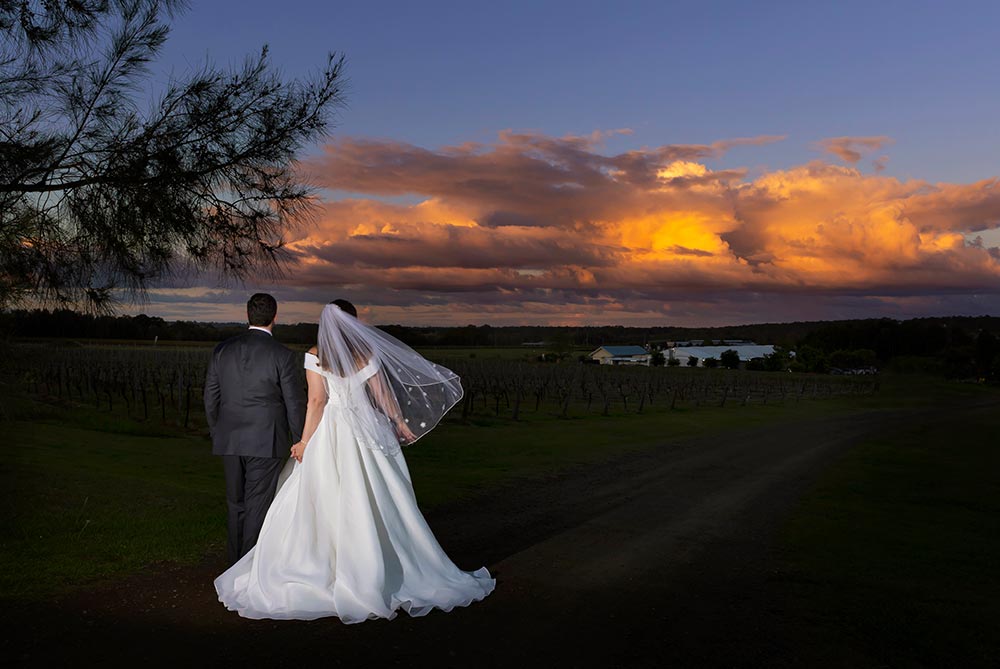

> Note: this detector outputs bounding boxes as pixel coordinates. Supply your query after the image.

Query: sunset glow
[199,131,996,325]
[135,1,1000,326]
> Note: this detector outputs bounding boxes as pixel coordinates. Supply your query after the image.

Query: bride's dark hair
[319,299,368,373]
[315,302,463,448]
[330,299,357,317]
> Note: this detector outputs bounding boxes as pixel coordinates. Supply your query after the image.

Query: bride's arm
[366,367,417,444]
[291,351,328,462]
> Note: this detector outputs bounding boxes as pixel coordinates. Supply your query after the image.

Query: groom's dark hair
[330,299,357,317]
[248,293,278,326]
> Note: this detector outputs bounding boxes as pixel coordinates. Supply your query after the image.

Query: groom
[204,293,306,566]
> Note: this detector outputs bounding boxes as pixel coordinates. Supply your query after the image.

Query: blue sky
[134,1,1000,326]
[158,0,999,183]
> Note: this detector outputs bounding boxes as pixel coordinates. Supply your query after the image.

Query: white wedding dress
[214,352,495,622]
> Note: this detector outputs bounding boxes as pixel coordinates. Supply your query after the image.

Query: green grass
[778,394,1000,666]
[1,375,863,599]
[405,384,882,507]
[7,362,1000,640]
[0,423,223,599]
[844,371,995,409]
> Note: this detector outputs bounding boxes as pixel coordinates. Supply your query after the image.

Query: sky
[134,0,1000,326]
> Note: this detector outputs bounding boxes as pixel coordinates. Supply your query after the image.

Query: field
[776,391,1000,666]
[1,340,997,665]
[0,339,866,598]
[4,340,874,429]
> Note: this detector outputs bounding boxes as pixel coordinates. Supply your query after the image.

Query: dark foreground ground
[3,402,992,668]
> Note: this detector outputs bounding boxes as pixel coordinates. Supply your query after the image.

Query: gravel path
[6,408,911,667]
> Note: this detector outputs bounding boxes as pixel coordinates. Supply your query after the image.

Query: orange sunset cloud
[275,130,1000,325]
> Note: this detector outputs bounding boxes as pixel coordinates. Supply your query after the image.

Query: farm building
[668,344,775,367]
[589,345,651,366]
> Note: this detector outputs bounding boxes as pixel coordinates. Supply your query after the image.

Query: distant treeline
[0,309,836,347]
[2,309,999,379]
[0,310,312,344]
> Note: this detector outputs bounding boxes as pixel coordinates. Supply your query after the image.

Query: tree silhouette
[792,344,828,373]
[719,349,740,369]
[764,349,790,372]
[1,1,346,310]
[975,329,998,378]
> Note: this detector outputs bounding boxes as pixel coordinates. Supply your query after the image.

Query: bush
[703,357,719,368]
[764,349,791,372]
[886,355,944,375]
[794,344,829,373]
[829,348,877,370]
[720,349,740,369]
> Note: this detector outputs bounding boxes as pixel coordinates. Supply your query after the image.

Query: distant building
[589,345,651,366]
[668,344,776,367]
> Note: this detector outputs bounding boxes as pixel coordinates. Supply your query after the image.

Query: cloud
[303,130,785,222]
[815,135,893,164]
[142,130,1000,325]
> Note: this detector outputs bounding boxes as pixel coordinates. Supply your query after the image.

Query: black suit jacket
[204,329,306,458]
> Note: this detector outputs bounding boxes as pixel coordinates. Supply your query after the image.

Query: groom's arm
[204,347,222,436]
[279,349,306,443]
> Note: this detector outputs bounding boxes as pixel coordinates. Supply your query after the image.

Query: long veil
[316,303,463,446]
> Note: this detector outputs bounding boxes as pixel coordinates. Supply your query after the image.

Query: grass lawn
[1,424,222,599]
[2,376,862,600]
[4,366,997,643]
[777,391,1000,666]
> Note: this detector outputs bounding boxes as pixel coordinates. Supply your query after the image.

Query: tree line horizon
[3,308,999,380]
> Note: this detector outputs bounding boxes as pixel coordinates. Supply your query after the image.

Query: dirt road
[6,409,906,667]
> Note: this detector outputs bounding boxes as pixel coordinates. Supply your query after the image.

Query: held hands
[395,421,417,445]
[291,441,307,463]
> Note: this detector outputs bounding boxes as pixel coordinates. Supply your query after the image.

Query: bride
[214,300,495,622]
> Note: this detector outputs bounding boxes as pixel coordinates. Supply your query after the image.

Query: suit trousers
[222,455,286,566]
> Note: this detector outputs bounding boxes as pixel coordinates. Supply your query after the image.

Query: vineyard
[2,342,877,428]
